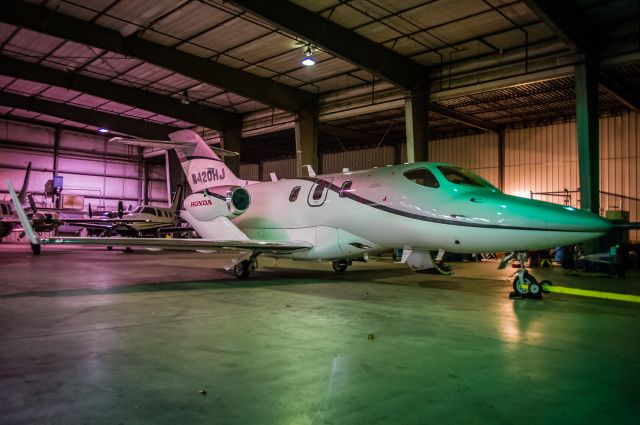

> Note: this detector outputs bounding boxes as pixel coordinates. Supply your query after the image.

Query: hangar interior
[1,0,640,424]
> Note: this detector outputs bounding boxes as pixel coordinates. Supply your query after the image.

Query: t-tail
[168,130,245,193]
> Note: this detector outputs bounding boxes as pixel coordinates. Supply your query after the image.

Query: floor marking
[547,286,640,303]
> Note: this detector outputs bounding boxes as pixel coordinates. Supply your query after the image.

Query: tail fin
[169,185,183,213]
[17,161,32,204]
[7,180,38,246]
[168,130,244,193]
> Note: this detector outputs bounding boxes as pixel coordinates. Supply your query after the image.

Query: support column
[497,126,505,191]
[222,128,242,177]
[404,82,429,163]
[295,103,318,177]
[575,53,600,214]
[53,128,61,208]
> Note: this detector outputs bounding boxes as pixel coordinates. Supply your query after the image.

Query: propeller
[118,200,124,219]
[27,194,38,214]
[88,203,93,218]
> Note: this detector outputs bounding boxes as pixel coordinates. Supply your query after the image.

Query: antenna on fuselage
[367,121,397,168]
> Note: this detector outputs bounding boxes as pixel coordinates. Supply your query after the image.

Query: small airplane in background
[76,185,184,237]
[1,162,31,241]
[9,130,612,297]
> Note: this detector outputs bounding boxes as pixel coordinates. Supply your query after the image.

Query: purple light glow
[98,128,109,134]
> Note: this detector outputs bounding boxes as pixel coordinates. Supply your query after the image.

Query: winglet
[7,180,39,250]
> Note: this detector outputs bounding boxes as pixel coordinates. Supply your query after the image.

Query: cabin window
[141,207,156,215]
[339,181,352,198]
[1,204,8,215]
[437,166,492,188]
[312,183,325,201]
[403,168,440,188]
[289,186,301,202]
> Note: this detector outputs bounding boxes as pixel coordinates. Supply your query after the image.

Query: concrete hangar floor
[0,243,638,425]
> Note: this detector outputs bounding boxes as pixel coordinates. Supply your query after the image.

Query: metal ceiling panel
[403,0,490,29]
[0,76,15,89]
[7,108,40,119]
[96,0,185,35]
[46,40,103,69]
[38,0,108,21]
[147,114,181,124]
[174,42,213,59]
[288,59,359,88]
[215,55,252,70]
[241,65,278,79]
[147,1,235,46]
[152,73,201,92]
[292,0,337,13]
[98,101,136,114]
[208,91,255,111]
[225,32,293,64]
[318,4,372,29]
[31,113,65,124]
[4,28,64,59]
[5,79,49,95]
[0,22,18,42]
[69,93,110,108]
[230,100,270,114]
[181,83,225,101]
[39,86,83,103]
[83,54,143,79]
[121,63,175,87]
[122,108,155,119]
[188,18,270,55]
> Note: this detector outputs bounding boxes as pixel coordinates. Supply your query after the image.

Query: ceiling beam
[0,91,178,139]
[0,55,243,130]
[429,103,499,133]
[524,0,591,52]
[0,0,316,112]
[229,0,428,90]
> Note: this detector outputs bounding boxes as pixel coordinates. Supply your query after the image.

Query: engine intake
[184,186,251,222]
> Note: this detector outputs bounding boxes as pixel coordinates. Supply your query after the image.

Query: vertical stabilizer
[169,130,244,192]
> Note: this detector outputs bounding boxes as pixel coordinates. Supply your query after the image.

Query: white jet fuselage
[187,162,610,260]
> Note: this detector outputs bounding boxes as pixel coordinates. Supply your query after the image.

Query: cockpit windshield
[132,206,144,213]
[437,166,495,189]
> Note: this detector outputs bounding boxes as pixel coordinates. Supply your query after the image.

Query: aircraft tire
[540,280,552,293]
[31,243,41,256]
[528,281,543,299]
[513,274,535,298]
[332,260,349,273]
[234,260,251,279]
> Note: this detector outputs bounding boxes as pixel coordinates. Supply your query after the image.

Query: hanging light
[302,45,315,66]
[180,90,190,105]
[98,128,109,134]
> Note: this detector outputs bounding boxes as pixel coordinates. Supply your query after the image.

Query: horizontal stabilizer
[109,137,239,156]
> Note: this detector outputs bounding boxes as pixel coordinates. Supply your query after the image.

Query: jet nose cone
[550,206,611,234]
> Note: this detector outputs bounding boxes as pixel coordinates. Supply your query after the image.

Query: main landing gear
[500,252,552,299]
[233,255,258,279]
[332,259,351,273]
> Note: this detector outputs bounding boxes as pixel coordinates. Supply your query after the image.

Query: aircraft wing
[38,236,312,254]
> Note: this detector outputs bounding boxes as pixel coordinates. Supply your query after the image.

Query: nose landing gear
[501,252,553,299]
[233,254,259,279]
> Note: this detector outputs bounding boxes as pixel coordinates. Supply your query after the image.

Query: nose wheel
[504,252,552,299]
[332,259,351,272]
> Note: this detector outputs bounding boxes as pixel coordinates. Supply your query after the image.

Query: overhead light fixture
[302,45,315,66]
[180,90,190,105]
[98,128,109,134]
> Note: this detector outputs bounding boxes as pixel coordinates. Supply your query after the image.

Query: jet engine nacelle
[184,186,251,222]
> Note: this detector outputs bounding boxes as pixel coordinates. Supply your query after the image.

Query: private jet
[9,130,611,296]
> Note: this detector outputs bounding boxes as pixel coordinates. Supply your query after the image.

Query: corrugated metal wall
[322,146,395,173]
[429,133,500,185]
[239,163,260,181]
[0,120,143,211]
[262,158,297,180]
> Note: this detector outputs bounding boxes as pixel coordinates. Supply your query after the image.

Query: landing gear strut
[332,259,351,272]
[233,255,258,279]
